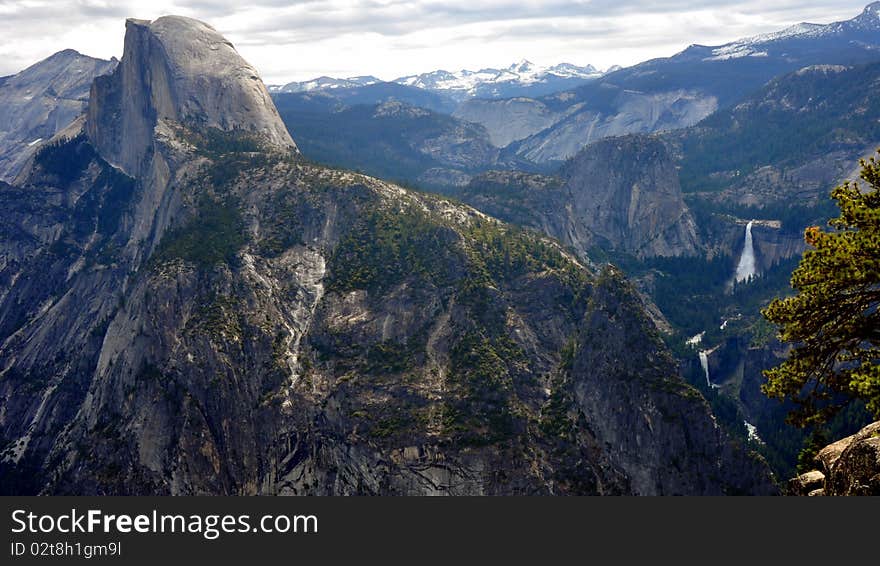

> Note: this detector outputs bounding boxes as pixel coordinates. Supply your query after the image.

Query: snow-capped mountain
[269,61,607,101]
[396,60,599,89]
[457,2,880,165]
[393,60,605,100]
[269,75,381,93]
[701,1,880,61]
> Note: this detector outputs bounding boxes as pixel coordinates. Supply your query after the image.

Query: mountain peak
[87,15,295,176]
[510,59,535,73]
[0,48,116,181]
[856,1,880,23]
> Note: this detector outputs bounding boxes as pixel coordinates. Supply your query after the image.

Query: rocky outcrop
[453,89,717,165]
[459,136,700,259]
[560,136,699,257]
[789,470,825,496]
[453,97,568,147]
[0,50,116,182]
[792,421,880,496]
[568,268,775,494]
[0,16,774,495]
[87,16,295,177]
[508,90,717,164]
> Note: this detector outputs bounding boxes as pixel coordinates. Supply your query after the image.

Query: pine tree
[762,151,880,426]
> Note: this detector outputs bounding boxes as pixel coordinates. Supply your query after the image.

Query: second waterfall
[734,220,757,283]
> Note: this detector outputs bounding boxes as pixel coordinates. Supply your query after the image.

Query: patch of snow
[746,22,827,44]
[393,60,604,95]
[704,21,828,61]
[705,46,769,61]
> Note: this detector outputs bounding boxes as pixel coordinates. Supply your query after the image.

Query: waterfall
[698,350,713,388]
[734,220,756,283]
[744,421,763,444]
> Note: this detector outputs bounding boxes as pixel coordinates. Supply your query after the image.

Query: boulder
[816,421,880,474]
[826,432,880,496]
[788,470,825,496]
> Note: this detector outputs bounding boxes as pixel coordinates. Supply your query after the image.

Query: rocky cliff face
[560,136,699,257]
[791,421,880,496]
[705,219,806,273]
[507,90,718,165]
[0,50,116,182]
[453,89,717,165]
[87,16,295,178]
[453,97,568,148]
[0,16,774,495]
[461,136,700,259]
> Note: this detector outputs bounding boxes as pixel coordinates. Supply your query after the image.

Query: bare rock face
[461,136,700,260]
[87,16,295,177]
[453,97,564,147]
[819,421,880,495]
[560,135,699,258]
[827,436,880,496]
[792,421,880,496]
[0,50,116,182]
[789,470,825,496]
[815,423,880,474]
[0,15,775,496]
[510,90,717,165]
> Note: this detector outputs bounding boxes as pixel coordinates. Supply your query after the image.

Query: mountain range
[484,1,880,164]
[270,60,608,102]
[0,16,777,495]
[2,4,880,492]
[255,2,880,192]
[457,56,880,478]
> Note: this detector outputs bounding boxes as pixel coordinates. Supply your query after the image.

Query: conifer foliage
[763,151,880,426]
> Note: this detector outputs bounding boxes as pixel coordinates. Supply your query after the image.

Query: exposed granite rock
[0,50,116,182]
[568,268,776,494]
[792,421,880,496]
[827,434,880,496]
[453,97,567,147]
[455,88,717,164]
[507,90,717,164]
[460,136,700,259]
[559,136,699,258]
[0,16,775,495]
[816,422,880,474]
[789,470,825,496]
[87,16,295,177]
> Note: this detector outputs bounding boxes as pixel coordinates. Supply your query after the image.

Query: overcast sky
[0,1,872,83]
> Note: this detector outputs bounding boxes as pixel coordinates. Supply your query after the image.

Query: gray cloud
[0,1,871,82]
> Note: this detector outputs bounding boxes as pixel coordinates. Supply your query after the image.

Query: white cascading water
[734,220,756,283]
[744,421,763,444]
[698,350,714,388]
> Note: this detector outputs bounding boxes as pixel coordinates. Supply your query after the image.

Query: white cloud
[0,1,870,83]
